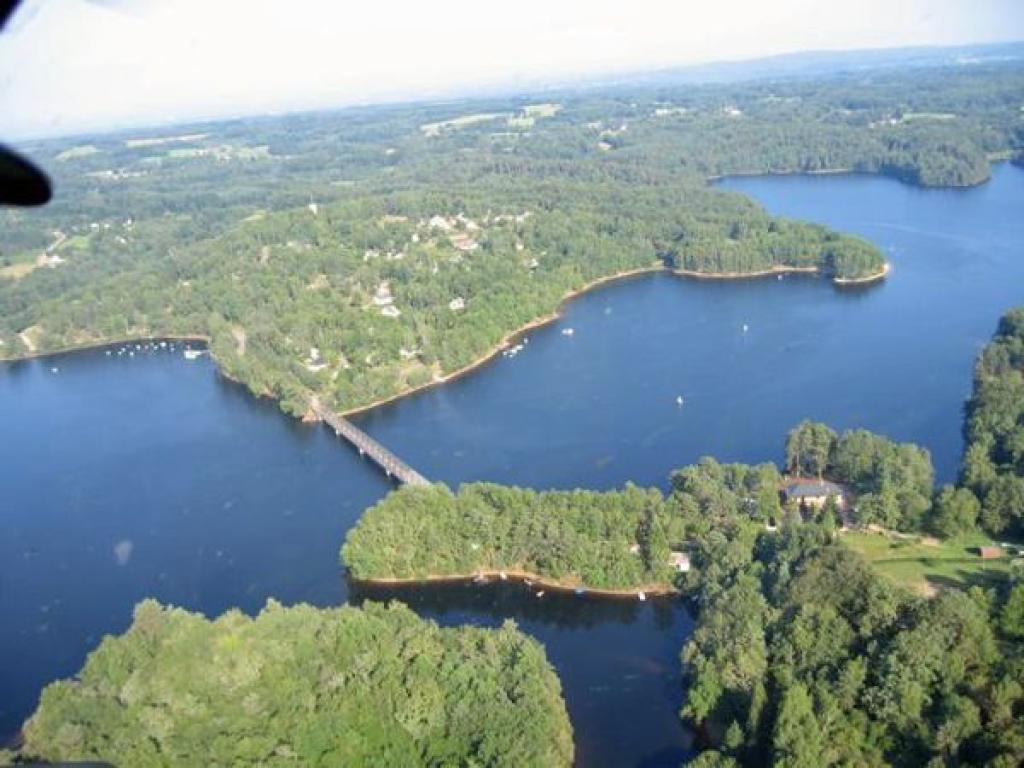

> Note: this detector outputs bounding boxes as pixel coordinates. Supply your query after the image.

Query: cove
[3,164,1024,766]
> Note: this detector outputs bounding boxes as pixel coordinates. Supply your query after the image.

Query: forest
[10,600,573,767]
[4,61,1023,416]
[342,482,679,591]
[680,524,1024,767]
[962,307,1024,538]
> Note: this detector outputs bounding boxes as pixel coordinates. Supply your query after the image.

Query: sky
[1,0,1023,139]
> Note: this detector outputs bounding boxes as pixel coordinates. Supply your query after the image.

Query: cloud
[1,0,1023,138]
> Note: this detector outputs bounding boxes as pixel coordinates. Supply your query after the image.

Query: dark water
[3,165,1024,764]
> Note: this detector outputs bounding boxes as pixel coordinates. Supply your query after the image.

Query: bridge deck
[311,399,429,486]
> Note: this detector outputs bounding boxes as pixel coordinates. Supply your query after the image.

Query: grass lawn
[0,261,38,280]
[841,529,1018,596]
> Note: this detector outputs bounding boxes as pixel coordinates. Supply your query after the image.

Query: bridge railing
[311,399,429,486]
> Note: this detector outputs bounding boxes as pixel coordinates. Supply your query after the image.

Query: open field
[0,261,38,280]
[842,529,1019,595]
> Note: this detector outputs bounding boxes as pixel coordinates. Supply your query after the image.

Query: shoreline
[3,257,888,420]
[337,263,665,417]
[0,333,211,364]
[671,265,820,280]
[352,568,679,599]
[707,167,854,183]
[833,261,891,285]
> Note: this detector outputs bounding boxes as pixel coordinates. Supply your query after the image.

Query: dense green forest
[680,523,1024,767]
[343,482,680,591]
[12,600,573,767]
[962,307,1024,538]
[4,61,1022,415]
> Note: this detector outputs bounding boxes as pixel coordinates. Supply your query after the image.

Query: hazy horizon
[2,0,1024,141]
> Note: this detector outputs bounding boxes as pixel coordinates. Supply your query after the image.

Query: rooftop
[785,481,843,497]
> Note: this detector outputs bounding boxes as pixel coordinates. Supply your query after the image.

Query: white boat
[676,395,684,406]
[183,348,205,360]
[561,328,574,336]
[638,591,646,602]
[50,367,58,374]
[536,590,545,598]
[742,323,749,333]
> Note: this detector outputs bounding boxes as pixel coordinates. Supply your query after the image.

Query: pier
[311,398,429,486]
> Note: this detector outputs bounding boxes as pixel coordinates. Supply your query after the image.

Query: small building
[380,305,401,318]
[450,233,479,252]
[783,481,845,510]
[372,282,394,306]
[36,252,64,268]
[978,546,1003,560]
[668,551,691,573]
[448,296,466,312]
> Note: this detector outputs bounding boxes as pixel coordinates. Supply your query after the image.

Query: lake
[3,164,1023,765]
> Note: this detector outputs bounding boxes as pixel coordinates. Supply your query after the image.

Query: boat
[50,367,58,374]
[742,323,749,333]
[498,571,507,580]
[536,590,545,598]
[637,591,646,602]
[676,395,684,406]
[575,587,586,596]
[183,348,206,361]
[561,327,574,336]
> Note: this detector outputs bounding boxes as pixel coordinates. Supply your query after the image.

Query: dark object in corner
[0,145,51,206]
[0,0,52,207]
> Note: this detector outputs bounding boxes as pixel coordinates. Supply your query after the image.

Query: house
[35,252,65,268]
[783,481,845,509]
[449,297,466,312]
[372,282,394,306]
[450,233,479,252]
[668,551,691,573]
[978,546,1003,560]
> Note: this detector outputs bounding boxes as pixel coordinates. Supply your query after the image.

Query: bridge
[311,398,429,486]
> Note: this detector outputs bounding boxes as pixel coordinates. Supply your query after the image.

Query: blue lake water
[2,164,1023,765]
